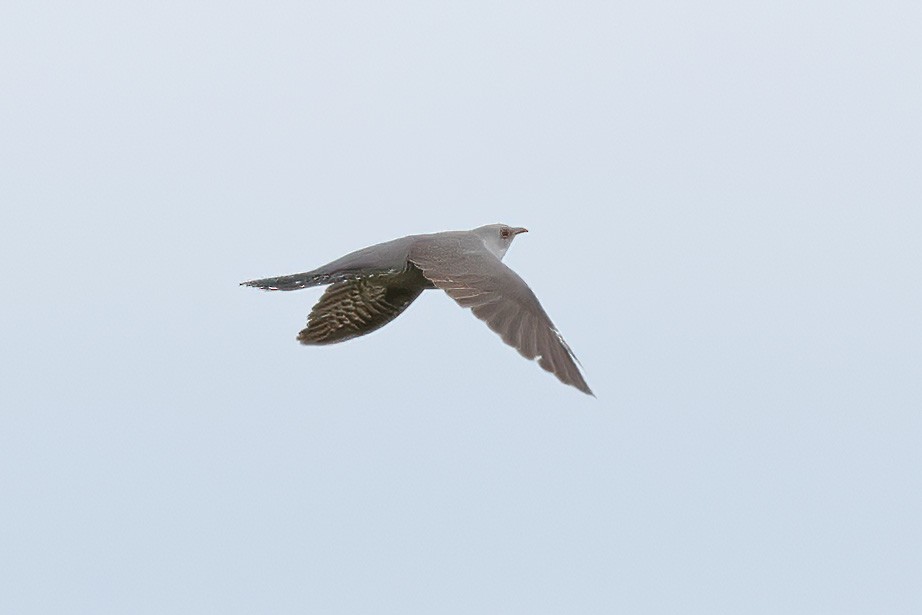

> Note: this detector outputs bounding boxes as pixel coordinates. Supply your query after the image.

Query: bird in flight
[241,224,593,395]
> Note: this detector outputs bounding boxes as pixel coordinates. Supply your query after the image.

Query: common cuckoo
[241,224,593,395]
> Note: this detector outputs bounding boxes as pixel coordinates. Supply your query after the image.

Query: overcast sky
[2,2,920,613]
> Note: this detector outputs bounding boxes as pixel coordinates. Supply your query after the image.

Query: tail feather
[240,271,334,291]
[240,268,406,291]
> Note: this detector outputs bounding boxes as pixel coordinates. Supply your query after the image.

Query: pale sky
[2,2,921,613]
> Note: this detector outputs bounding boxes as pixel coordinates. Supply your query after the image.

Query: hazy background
[2,2,920,613]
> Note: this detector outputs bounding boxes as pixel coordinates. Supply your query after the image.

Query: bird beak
[513,227,528,235]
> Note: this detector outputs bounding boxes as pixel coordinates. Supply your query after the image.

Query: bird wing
[408,239,593,395]
[298,272,425,345]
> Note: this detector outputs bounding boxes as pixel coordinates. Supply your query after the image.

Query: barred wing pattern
[409,239,593,395]
[297,272,425,345]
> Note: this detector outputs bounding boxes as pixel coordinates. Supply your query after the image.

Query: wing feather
[297,272,425,345]
[409,238,593,395]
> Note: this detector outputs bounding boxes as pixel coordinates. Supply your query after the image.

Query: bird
[241,224,593,395]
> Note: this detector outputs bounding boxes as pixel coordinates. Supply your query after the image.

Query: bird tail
[240,271,334,291]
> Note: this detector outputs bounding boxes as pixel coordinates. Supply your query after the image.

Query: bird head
[472,223,528,260]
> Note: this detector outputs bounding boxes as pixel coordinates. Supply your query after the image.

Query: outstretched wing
[408,239,593,395]
[297,272,425,345]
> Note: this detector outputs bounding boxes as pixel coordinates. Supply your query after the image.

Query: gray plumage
[241,224,593,395]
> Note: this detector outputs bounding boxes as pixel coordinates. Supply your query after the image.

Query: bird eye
[500,228,510,238]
